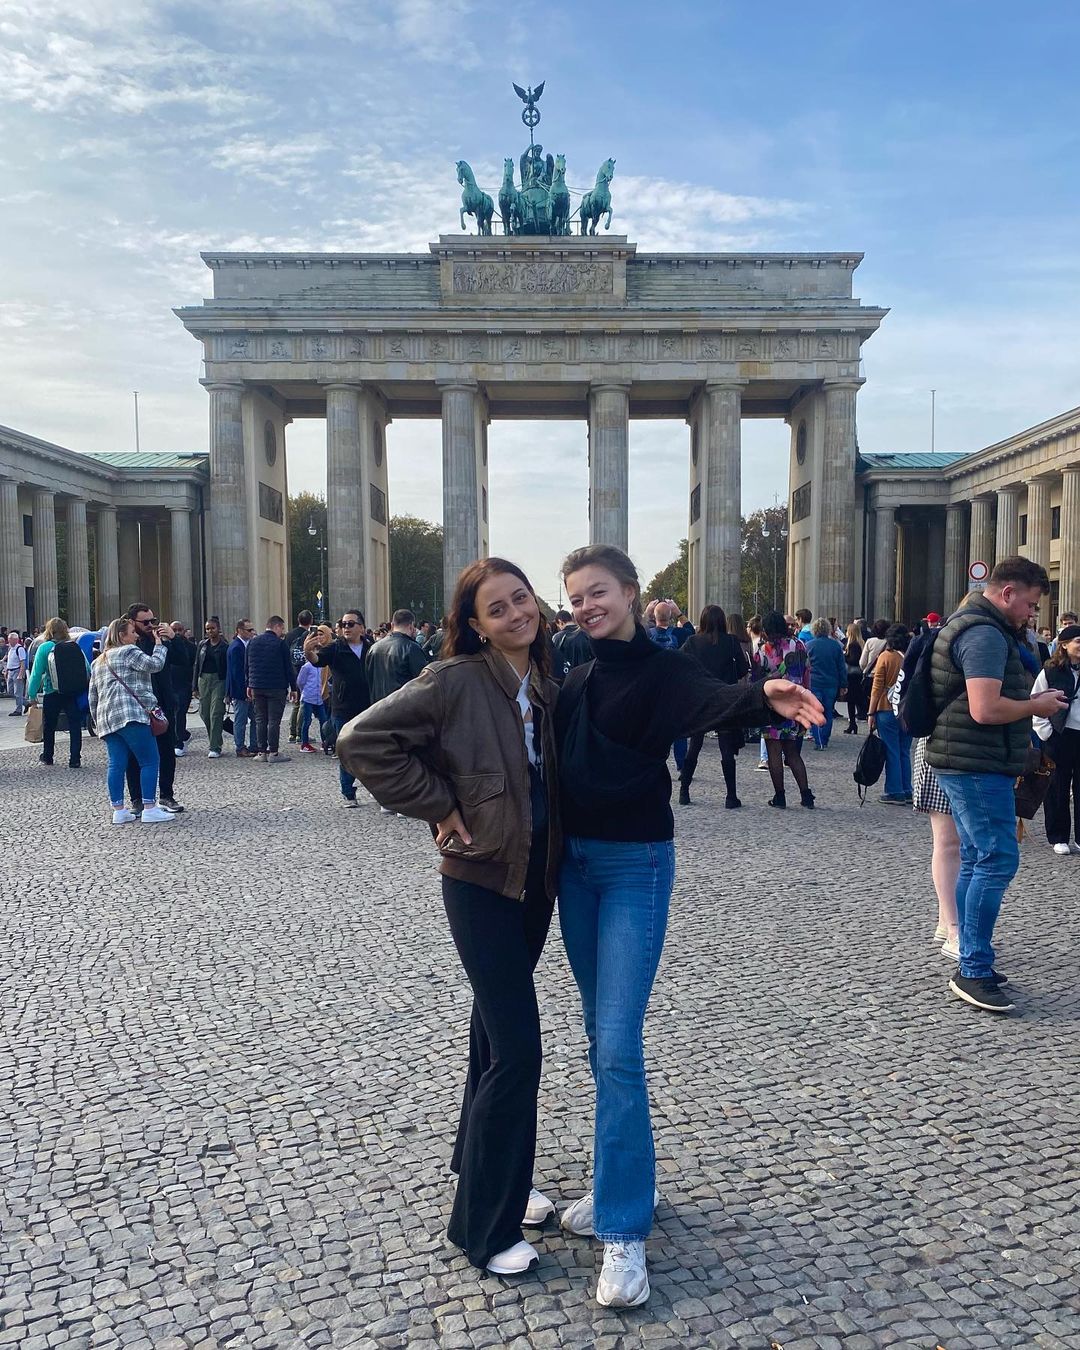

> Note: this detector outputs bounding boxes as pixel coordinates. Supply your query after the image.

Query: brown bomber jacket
[335,646,560,901]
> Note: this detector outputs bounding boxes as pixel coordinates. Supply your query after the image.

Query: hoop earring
[479,634,488,644]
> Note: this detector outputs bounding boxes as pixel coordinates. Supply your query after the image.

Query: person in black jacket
[366,609,430,703]
[168,622,196,752]
[304,609,372,805]
[125,602,183,813]
[554,545,822,1309]
[677,605,751,807]
[245,617,297,762]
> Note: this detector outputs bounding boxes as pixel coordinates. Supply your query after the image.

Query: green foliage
[390,514,445,620]
[740,505,788,617]
[288,492,327,620]
[643,539,688,613]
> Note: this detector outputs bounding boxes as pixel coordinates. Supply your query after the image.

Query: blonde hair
[845,621,862,647]
[44,617,70,642]
[99,618,133,657]
[561,544,643,620]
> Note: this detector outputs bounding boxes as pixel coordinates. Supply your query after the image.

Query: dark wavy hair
[443,557,550,676]
[762,609,790,642]
[696,605,728,642]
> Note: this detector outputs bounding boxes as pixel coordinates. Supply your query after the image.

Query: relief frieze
[452,260,614,296]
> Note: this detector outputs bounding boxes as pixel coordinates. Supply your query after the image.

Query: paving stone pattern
[2,718,1079,1350]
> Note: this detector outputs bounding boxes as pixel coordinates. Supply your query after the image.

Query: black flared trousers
[442,845,553,1269]
[1045,728,1080,845]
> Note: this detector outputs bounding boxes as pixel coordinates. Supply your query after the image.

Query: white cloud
[211,134,330,185]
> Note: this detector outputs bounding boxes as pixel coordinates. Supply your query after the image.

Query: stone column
[702,380,744,613]
[118,516,141,610]
[995,486,1020,561]
[871,505,897,620]
[64,497,91,627]
[0,477,23,629]
[169,507,194,626]
[440,381,483,604]
[943,503,968,612]
[587,383,630,552]
[325,383,364,620]
[1059,466,1080,618]
[207,382,250,628]
[819,379,863,620]
[32,489,58,622]
[1026,477,1052,573]
[95,506,119,625]
[969,496,994,571]
[925,512,946,618]
[139,520,161,614]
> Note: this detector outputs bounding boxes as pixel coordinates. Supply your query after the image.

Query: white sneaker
[941,939,960,961]
[141,805,178,823]
[933,923,947,942]
[523,1187,555,1226]
[174,746,186,757]
[596,1241,649,1307]
[111,808,137,825]
[207,750,221,759]
[380,805,395,815]
[485,1239,538,1275]
[1070,842,1080,855]
[561,1187,660,1238]
[1053,842,1072,856]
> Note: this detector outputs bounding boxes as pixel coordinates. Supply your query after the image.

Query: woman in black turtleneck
[553,545,823,1310]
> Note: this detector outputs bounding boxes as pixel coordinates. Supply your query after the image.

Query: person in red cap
[924,612,942,627]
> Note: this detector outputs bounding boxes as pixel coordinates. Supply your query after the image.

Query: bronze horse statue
[579,158,615,235]
[456,160,494,236]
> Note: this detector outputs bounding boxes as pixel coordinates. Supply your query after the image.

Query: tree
[390,514,444,620]
[644,539,688,613]
[288,492,326,620]
[740,505,788,617]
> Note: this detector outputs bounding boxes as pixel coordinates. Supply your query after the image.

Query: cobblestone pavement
[3,711,1079,1350]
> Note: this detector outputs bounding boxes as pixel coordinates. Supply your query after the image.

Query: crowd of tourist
[4,548,1078,1307]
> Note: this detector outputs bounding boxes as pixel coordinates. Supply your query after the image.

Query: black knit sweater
[555,625,772,841]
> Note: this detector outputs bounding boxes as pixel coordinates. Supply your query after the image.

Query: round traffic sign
[968,560,989,582]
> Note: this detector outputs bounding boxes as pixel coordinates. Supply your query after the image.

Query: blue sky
[2,0,1078,605]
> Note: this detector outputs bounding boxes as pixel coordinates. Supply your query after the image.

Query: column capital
[1061,463,1080,478]
[201,379,245,393]
[32,487,55,501]
[703,377,748,393]
[875,504,896,516]
[168,504,192,516]
[321,380,363,393]
[589,380,631,395]
[996,484,1021,497]
[437,379,479,394]
[822,376,865,391]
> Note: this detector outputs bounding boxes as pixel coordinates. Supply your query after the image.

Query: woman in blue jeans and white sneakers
[555,544,824,1307]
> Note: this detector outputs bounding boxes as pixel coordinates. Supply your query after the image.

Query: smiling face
[468,572,540,660]
[565,564,637,643]
[1063,636,1080,664]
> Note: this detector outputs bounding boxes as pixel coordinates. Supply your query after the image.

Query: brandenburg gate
[175,89,886,625]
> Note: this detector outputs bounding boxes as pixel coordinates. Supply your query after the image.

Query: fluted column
[139,520,161,615]
[95,506,119,625]
[702,380,744,613]
[169,507,194,626]
[944,503,968,612]
[1026,478,1052,573]
[440,381,482,605]
[995,486,1020,561]
[969,496,994,571]
[32,489,58,622]
[325,383,364,621]
[65,497,91,627]
[872,506,897,620]
[588,383,630,552]
[1059,466,1080,617]
[819,379,863,620]
[0,478,23,629]
[207,382,249,628]
[118,515,141,610]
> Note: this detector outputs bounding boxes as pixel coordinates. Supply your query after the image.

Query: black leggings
[845,671,864,727]
[680,730,738,798]
[1045,729,1080,845]
[765,737,809,796]
[442,846,553,1269]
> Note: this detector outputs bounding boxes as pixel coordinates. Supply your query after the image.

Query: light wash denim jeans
[936,772,1019,978]
[104,721,158,805]
[875,709,912,797]
[558,836,675,1242]
[232,697,258,753]
[810,682,838,748]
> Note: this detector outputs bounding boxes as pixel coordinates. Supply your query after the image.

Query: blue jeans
[672,738,687,772]
[876,709,912,797]
[810,682,838,748]
[333,716,357,799]
[104,721,159,805]
[936,772,1019,978]
[233,697,258,753]
[300,700,329,745]
[558,836,675,1242]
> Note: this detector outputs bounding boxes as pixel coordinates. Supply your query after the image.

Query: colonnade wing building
[174,236,887,627]
[0,426,208,632]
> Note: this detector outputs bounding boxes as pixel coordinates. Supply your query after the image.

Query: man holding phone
[124,603,183,814]
[304,610,371,806]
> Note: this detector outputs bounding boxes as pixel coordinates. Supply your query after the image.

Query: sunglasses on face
[136,617,157,625]
[340,620,359,629]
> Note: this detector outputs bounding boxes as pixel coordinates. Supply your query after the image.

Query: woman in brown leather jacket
[336,558,559,1278]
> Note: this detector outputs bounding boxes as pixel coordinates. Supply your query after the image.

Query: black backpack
[552,625,592,682]
[48,640,89,696]
[852,730,886,804]
[897,620,993,737]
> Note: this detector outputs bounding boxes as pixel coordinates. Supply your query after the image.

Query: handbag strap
[106,656,154,714]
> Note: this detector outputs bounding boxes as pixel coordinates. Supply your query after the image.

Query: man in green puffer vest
[926,556,1066,1013]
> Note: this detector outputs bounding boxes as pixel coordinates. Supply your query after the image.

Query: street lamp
[760,519,789,612]
[308,516,327,620]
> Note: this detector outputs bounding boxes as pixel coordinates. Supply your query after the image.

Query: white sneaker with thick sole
[523,1187,555,1226]
[596,1241,649,1307]
[111,808,138,825]
[141,805,178,824]
[174,745,186,757]
[207,750,221,759]
[933,923,947,942]
[941,939,960,961]
[485,1239,538,1275]
[561,1186,660,1238]
[1053,842,1072,856]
